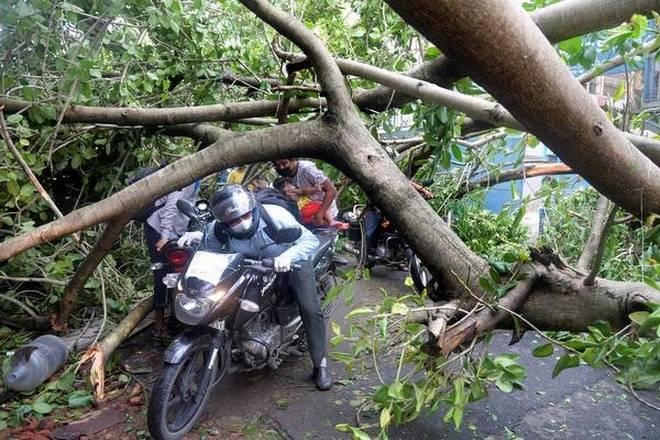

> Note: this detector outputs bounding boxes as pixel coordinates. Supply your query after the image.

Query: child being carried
[274,177,348,230]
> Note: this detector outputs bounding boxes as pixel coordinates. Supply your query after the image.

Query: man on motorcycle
[179,184,333,391]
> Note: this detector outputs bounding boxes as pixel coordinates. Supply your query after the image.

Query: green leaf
[628,311,649,326]
[391,302,409,316]
[71,154,81,169]
[6,114,23,124]
[532,343,554,358]
[345,307,374,319]
[68,392,93,408]
[60,2,85,13]
[7,179,20,196]
[552,354,580,378]
[380,406,391,428]
[424,46,441,60]
[612,80,626,102]
[388,381,404,399]
[495,380,513,393]
[335,424,370,440]
[32,401,53,414]
[329,335,344,347]
[558,36,582,56]
[56,371,75,391]
[479,276,494,293]
[404,276,414,287]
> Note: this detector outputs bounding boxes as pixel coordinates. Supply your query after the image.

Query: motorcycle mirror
[176,199,198,220]
[274,226,302,244]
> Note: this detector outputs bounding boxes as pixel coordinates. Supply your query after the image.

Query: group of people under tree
[131,156,435,391]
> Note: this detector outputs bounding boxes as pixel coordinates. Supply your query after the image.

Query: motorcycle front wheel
[147,346,217,440]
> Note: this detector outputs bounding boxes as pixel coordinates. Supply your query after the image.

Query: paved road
[189,266,658,440]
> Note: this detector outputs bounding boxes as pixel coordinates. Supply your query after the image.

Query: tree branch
[238,0,353,113]
[0,274,66,286]
[385,0,660,217]
[54,212,135,330]
[353,0,660,113]
[456,163,573,197]
[577,195,611,272]
[577,38,660,84]
[440,271,539,354]
[0,96,324,126]
[273,52,660,164]
[0,120,327,261]
[583,204,619,286]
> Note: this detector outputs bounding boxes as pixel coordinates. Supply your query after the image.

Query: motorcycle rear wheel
[409,253,439,296]
[147,346,217,440]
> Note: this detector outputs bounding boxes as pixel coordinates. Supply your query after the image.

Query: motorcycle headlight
[174,294,214,326]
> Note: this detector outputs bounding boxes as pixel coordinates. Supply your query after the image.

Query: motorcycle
[342,204,433,296]
[147,200,340,440]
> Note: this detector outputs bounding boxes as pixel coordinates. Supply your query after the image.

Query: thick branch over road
[386,0,660,216]
[354,0,660,112]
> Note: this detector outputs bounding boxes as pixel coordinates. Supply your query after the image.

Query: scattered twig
[0,292,40,318]
[0,274,66,286]
[628,383,660,412]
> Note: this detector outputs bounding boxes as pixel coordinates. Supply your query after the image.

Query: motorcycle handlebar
[243,257,302,271]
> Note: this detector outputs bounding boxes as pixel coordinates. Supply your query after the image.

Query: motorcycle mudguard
[163,328,216,364]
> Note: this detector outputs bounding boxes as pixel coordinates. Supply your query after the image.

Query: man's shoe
[312,366,332,391]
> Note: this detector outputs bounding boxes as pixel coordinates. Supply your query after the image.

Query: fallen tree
[0,0,658,428]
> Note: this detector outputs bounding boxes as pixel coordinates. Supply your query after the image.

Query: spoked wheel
[409,253,440,297]
[147,346,217,440]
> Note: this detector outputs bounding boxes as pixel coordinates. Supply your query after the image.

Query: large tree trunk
[354,0,659,113]
[385,0,660,217]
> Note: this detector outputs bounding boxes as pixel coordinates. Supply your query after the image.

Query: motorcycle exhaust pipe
[343,242,359,256]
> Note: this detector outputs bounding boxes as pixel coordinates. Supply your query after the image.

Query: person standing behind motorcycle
[272,159,338,226]
[129,166,199,338]
[179,184,333,391]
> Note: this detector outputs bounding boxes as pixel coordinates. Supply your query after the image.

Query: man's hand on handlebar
[273,254,293,272]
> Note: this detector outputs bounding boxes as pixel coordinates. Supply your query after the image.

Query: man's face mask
[227,212,253,234]
[274,160,294,177]
[276,168,293,177]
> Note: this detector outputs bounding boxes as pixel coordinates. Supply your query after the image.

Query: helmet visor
[211,190,254,223]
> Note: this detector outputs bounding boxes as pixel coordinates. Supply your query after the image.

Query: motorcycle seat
[312,234,333,266]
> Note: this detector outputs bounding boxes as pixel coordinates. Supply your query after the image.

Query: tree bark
[275,51,660,165]
[385,0,660,217]
[354,0,660,113]
[54,212,135,330]
[0,96,323,126]
[0,121,327,261]
[456,163,574,198]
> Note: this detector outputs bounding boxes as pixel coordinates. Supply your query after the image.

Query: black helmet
[210,184,260,239]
